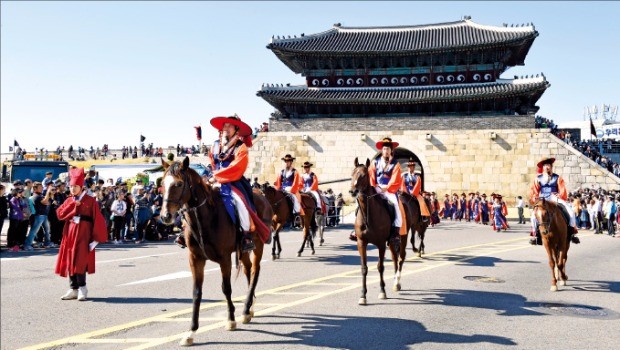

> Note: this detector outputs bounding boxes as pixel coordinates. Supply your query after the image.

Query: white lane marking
[118,259,270,286]
[99,252,179,264]
[0,257,26,262]
[119,271,194,286]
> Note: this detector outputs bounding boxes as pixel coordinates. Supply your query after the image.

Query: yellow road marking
[20,234,592,350]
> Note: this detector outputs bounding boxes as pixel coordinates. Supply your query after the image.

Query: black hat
[281,154,296,162]
[302,161,313,168]
[45,171,53,175]
[12,180,23,186]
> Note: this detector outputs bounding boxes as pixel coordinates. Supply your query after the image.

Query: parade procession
[1,2,619,350]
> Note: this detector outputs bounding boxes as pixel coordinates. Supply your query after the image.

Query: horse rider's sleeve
[412,176,422,196]
[311,174,319,191]
[557,176,568,201]
[368,161,377,187]
[386,165,402,194]
[212,144,249,184]
[528,177,540,204]
[400,176,408,193]
[274,171,282,190]
[290,171,301,194]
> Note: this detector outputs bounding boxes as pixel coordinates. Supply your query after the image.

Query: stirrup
[175,234,186,249]
[241,234,255,253]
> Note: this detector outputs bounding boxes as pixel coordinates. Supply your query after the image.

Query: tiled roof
[257,76,549,106]
[268,19,537,54]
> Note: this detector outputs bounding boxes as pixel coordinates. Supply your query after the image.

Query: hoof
[378,292,387,300]
[559,280,566,286]
[249,310,254,317]
[297,252,301,257]
[226,321,237,331]
[311,250,315,255]
[358,297,367,305]
[179,337,194,346]
[271,254,277,261]
[550,285,558,292]
[276,254,280,259]
[417,252,422,258]
[393,284,401,292]
[242,314,252,324]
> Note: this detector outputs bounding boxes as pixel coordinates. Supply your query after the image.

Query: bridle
[534,197,556,233]
[351,166,381,228]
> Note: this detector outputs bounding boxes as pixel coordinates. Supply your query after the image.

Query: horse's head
[350,157,371,197]
[160,156,201,224]
[533,197,552,235]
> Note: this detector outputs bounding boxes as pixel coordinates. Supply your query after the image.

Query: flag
[194,126,202,141]
[140,135,146,142]
[13,139,19,147]
[590,117,596,137]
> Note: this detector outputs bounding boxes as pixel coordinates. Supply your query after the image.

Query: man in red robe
[55,167,108,301]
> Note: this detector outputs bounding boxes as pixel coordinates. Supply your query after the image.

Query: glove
[89,241,99,252]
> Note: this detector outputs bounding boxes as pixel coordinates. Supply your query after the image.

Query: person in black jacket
[0,184,8,249]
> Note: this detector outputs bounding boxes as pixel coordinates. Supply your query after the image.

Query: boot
[174,233,186,248]
[389,226,401,252]
[77,286,88,301]
[241,232,255,253]
[60,289,78,300]
[568,226,580,244]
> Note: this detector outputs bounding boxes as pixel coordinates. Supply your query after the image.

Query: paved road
[1,220,618,350]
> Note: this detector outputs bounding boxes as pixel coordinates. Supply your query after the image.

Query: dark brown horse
[394,192,430,291]
[261,185,317,259]
[350,157,399,305]
[533,198,570,291]
[159,157,273,346]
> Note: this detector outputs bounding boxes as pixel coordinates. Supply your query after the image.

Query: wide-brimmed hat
[468,192,475,196]
[407,157,416,166]
[302,161,313,168]
[210,114,252,137]
[481,193,487,197]
[537,157,556,169]
[281,154,296,162]
[375,137,399,150]
[461,193,466,196]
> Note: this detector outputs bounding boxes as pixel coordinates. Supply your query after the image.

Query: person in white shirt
[515,196,525,224]
[111,192,127,244]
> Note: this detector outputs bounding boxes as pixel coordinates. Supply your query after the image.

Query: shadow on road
[199,313,516,348]
[419,254,539,267]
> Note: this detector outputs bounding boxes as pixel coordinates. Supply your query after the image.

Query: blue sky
[2,1,619,154]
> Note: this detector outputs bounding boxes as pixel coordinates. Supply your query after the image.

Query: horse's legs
[543,240,558,291]
[558,243,568,285]
[411,226,419,254]
[240,249,261,323]
[272,223,282,260]
[377,245,387,300]
[297,221,310,257]
[318,214,325,245]
[357,238,368,305]
[180,256,206,346]
[219,257,236,330]
[309,222,316,255]
[393,232,406,292]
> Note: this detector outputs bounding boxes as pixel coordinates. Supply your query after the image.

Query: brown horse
[394,192,430,291]
[159,157,273,346]
[261,185,317,259]
[350,157,399,305]
[533,198,570,291]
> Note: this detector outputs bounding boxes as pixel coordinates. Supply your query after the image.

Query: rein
[165,169,210,254]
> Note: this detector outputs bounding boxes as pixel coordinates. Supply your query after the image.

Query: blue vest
[403,172,418,192]
[375,158,398,186]
[302,172,315,190]
[280,168,296,188]
[537,174,559,199]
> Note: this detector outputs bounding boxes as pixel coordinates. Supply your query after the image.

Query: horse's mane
[166,161,214,206]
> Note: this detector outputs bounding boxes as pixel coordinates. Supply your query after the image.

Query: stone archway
[372,147,425,191]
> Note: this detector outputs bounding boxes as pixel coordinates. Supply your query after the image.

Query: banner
[194,126,202,141]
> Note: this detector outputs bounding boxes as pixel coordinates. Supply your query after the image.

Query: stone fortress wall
[247,127,620,205]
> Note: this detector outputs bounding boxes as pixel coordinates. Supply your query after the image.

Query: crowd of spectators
[2,173,177,252]
[566,188,620,238]
[535,115,620,177]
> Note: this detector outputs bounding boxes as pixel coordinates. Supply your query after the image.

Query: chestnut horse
[393,192,430,290]
[160,157,273,346]
[533,198,570,291]
[261,185,317,259]
[350,158,399,305]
